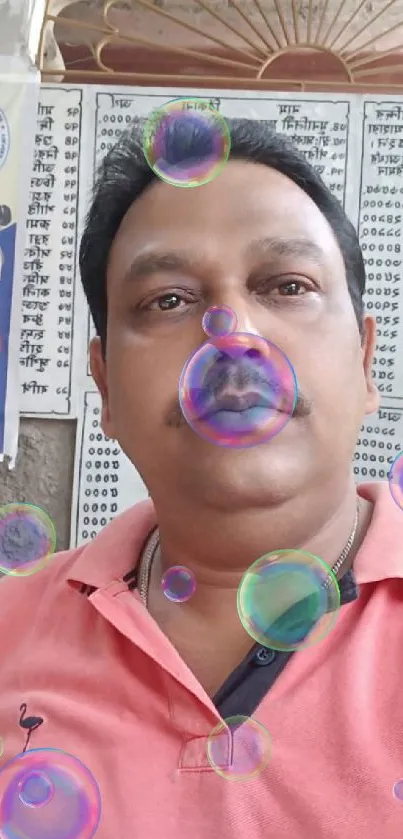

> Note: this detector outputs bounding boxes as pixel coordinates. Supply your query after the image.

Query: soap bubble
[0,503,56,576]
[161,565,196,603]
[19,770,54,808]
[388,451,403,512]
[202,305,237,338]
[237,549,340,652]
[206,716,271,781]
[393,779,403,800]
[142,98,230,187]
[0,748,101,838]
[179,332,297,448]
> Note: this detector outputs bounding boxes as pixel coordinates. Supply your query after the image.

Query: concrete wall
[0,420,76,551]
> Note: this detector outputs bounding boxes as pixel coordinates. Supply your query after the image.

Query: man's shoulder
[355,482,403,585]
[0,545,85,610]
[0,498,156,621]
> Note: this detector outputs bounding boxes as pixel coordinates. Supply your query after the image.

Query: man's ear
[89,337,116,438]
[361,315,380,416]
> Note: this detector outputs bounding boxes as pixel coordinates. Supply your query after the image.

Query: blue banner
[0,220,17,453]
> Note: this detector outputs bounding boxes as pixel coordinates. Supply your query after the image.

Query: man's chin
[178,440,305,511]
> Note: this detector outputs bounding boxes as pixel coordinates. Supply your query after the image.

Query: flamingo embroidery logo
[18,704,44,752]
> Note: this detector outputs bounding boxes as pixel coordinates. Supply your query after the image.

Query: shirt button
[254,647,276,665]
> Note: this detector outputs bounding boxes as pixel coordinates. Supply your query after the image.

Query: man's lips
[195,390,290,421]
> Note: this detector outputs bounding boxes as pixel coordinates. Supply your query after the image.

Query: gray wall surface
[0,418,76,552]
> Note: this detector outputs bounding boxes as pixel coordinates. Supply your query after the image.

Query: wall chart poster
[20,86,88,419]
[67,85,403,547]
[10,83,403,542]
[0,70,39,466]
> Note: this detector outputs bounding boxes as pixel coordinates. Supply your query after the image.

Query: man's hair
[80,116,366,355]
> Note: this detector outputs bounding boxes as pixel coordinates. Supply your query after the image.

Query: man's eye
[151,293,185,311]
[277,280,307,296]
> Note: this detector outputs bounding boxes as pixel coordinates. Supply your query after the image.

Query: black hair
[80,115,365,355]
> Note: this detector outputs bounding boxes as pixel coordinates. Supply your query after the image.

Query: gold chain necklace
[138,527,160,607]
[137,504,359,608]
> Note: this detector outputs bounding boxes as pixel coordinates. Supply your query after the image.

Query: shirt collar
[67,482,402,590]
[67,499,157,590]
[353,481,402,584]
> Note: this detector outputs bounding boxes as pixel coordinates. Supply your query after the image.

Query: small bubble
[393,779,403,801]
[202,305,237,338]
[388,451,403,512]
[18,771,54,808]
[206,716,271,781]
[161,566,197,603]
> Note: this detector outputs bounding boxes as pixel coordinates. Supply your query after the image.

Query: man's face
[90,160,379,512]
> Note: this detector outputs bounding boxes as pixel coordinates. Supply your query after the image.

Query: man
[0,116,402,838]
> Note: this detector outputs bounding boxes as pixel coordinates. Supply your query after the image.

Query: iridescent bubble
[179,332,298,448]
[142,98,230,187]
[206,716,271,781]
[202,305,237,338]
[237,549,340,652]
[0,748,101,839]
[19,770,54,808]
[388,451,403,512]
[161,565,196,603]
[0,503,56,576]
[393,779,403,800]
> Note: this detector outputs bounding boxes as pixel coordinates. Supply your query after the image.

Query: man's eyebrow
[246,236,327,266]
[122,250,203,284]
[121,237,326,285]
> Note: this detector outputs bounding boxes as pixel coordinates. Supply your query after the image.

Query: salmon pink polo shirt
[0,481,402,838]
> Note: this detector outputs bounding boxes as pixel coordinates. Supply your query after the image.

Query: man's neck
[147,481,373,623]
[144,484,374,698]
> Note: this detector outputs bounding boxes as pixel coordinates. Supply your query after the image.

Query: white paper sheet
[19,86,87,418]
[353,98,403,483]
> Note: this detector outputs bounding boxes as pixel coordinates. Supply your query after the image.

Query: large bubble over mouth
[178,332,298,448]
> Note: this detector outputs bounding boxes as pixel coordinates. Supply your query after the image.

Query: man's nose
[207,295,263,339]
[231,305,261,338]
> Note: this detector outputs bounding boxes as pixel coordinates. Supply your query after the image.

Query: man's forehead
[119,158,318,232]
[109,161,339,283]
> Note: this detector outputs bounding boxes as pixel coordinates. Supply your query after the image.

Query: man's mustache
[167,351,312,429]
